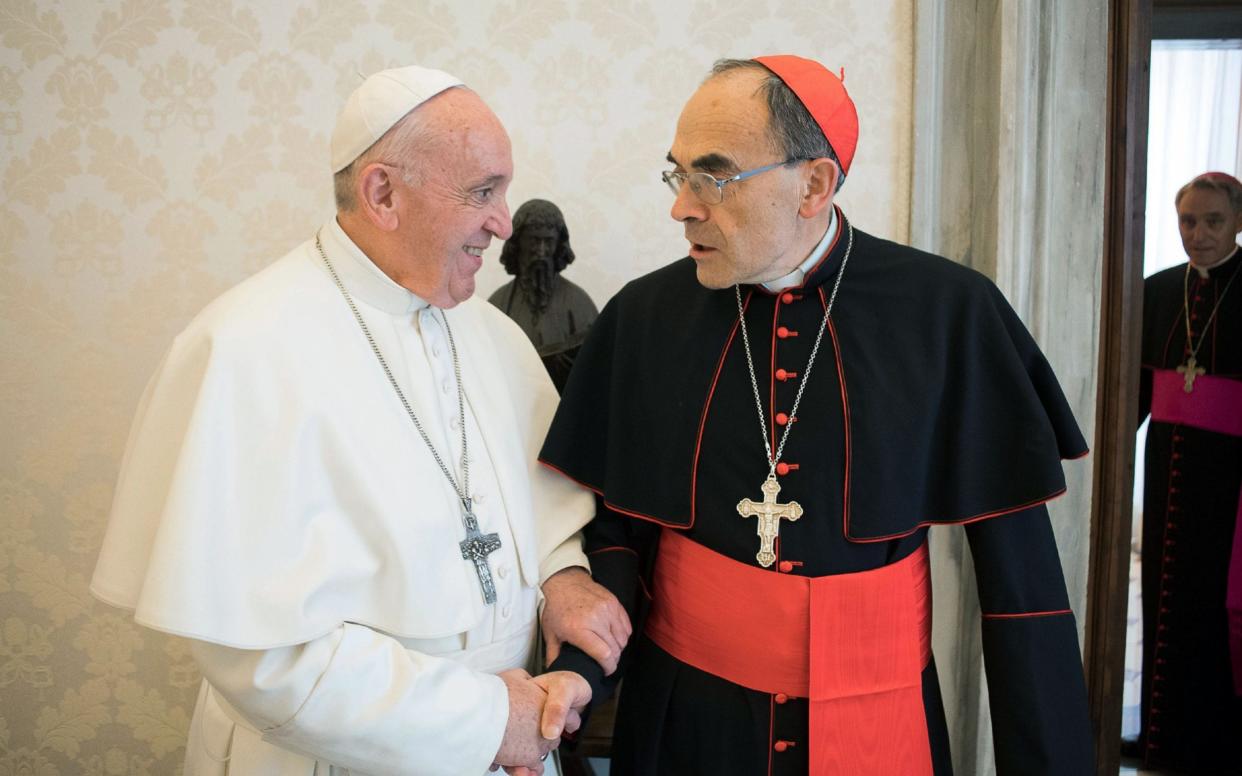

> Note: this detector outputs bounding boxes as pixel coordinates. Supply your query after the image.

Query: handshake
[490,567,633,775]
[489,668,591,774]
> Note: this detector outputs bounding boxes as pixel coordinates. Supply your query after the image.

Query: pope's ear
[798,158,839,219]
[356,163,400,232]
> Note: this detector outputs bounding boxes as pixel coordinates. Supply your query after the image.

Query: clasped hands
[490,668,589,775]
[491,567,631,774]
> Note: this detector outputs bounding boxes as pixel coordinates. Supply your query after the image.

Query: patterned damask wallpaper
[0,1,913,771]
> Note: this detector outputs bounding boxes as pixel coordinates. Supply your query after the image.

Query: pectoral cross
[458,499,502,604]
[736,477,803,568]
[1177,356,1205,393]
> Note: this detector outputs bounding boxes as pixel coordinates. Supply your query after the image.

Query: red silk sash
[646,529,933,774]
[1150,369,1242,695]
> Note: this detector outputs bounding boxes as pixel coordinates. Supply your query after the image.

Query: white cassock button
[432,344,441,357]
[501,605,511,619]
[450,416,460,430]
[441,378,451,394]
[474,491,485,504]
[497,564,508,579]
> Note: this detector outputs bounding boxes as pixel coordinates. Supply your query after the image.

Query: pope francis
[90,66,617,775]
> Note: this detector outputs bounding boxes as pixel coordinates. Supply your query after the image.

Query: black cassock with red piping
[1135,247,1242,774]
[542,211,1093,775]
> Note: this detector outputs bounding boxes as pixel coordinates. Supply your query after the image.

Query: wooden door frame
[1085,0,1150,773]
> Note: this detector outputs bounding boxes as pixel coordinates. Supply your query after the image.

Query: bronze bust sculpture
[489,199,598,391]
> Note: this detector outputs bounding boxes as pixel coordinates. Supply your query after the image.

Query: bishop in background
[90,66,629,776]
[1133,171,1242,773]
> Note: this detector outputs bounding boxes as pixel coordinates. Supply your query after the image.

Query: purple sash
[1151,369,1242,695]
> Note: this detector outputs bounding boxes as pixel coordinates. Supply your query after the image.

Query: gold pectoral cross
[1177,356,1206,393]
[737,476,803,568]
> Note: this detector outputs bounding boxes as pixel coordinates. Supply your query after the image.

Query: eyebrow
[470,174,507,189]
[1182,211,1226,219]
[666,151,738,174]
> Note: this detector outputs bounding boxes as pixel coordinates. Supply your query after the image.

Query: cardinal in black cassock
[1135,172,1242,775]
[541,55,1095,775]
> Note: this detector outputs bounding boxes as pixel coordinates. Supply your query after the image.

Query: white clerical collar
[319,217,430,315]
[762,208,839,293]
[1191,244,1240,279]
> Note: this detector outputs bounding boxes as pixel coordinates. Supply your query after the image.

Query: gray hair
[1175,172,1242,214]
[333,87,460,211]
[708,59,844,192]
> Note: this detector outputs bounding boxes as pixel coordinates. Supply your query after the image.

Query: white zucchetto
[330,65,464,173]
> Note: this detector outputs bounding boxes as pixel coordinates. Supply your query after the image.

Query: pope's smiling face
[391,89,514,307]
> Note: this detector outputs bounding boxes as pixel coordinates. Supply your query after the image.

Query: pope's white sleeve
[538,529,589,586]
[189,623,509,776]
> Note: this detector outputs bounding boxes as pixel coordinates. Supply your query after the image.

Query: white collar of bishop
[319,217,432,315]
[762,207,839,293]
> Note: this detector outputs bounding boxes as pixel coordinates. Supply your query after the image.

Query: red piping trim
[690,294,750,529]
[1210,279,1219,372]
[1158,286,1184,366]
[1145,430,1182,758]
[769,293,780,456]
[543,458,1077,541]
[537,459,688,529]
[846,487,1070,543]
[588,546,639,558]
[827,298,852,538]
[1066,448,1090,460]
[981,608,1072,620]
[637,573,653,601]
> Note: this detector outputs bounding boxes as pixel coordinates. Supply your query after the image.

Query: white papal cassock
[91,218,594,775]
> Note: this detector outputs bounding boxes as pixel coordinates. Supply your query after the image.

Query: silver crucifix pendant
[458,498,502,604]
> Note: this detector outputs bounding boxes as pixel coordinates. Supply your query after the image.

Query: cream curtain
[1143,40,1242,278]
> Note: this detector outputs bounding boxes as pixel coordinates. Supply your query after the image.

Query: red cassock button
[774,740,793,752]
[778,560,794,573]
[776,462,790,475]
[774,693,789,704]
[782,292,795,304]
[777,326,798,338]
[775,413,789,426]
[775,368,788,381]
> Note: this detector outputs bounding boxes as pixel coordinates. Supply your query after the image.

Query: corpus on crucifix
[736,476,803,568]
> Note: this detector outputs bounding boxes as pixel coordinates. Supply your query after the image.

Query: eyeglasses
[661,159,805,205]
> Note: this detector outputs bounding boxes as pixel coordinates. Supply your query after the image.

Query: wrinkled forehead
[671,73,776,170]
[419,90,512,166]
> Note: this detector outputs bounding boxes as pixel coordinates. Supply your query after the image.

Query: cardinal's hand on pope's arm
[540,567,631,675]
[492,668,591,774]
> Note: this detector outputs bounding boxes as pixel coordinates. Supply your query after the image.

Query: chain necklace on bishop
[733,225,854,568]
[1177,260,1239,393]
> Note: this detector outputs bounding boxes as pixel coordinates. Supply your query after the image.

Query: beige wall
[0,0,914,770]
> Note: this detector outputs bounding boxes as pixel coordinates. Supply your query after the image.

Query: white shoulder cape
[91,226,592,649]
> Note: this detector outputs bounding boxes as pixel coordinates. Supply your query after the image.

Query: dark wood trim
[1153,6,1242,38]
[1085,1,1150,774]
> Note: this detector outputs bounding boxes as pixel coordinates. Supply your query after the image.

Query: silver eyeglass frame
[661,158,806,204]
